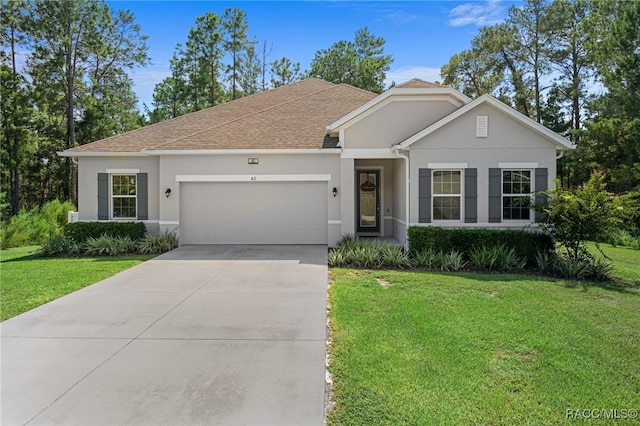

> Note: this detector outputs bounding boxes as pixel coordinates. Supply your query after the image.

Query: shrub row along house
[59,78,575,247]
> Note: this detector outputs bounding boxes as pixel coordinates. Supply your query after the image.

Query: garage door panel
[180,182,327,244]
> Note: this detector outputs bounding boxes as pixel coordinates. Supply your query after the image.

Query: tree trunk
[572,44,581,143]
[9,25,20,215]
[65,8,78,206]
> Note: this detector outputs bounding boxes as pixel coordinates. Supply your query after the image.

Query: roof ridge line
[148,81,341,150]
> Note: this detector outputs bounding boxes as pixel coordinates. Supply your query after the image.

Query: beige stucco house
[59,78,575,247]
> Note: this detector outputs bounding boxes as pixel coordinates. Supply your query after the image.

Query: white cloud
[448,0,506,27]
[385,66,442,87]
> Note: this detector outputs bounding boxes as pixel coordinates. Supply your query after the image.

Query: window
[433,170,461,221]
[502,170,531,220]
[112,175,137,218]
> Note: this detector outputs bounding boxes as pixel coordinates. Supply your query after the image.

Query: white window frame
[501,169,533,222]
[110,174,138,220]
[432,169,463,222]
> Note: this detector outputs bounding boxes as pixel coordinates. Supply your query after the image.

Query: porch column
[340,158,355,237]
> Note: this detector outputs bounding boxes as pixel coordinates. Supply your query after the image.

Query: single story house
[59,78,575,247]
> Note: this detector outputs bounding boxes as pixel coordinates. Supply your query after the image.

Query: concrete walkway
[1,245,329,426]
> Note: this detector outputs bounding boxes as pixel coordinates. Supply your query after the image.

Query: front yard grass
[328,265,640,425]
[1,246,155,321]
[588,241,640,285]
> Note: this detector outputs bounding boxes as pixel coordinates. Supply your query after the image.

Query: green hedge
[407,227,553,266]
[65,221,146,243]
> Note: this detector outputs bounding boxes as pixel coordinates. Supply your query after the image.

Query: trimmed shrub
[413,248,440,269]
[39,235,71,257]
[351,245,381,269]
[379,244,412,269]
[65,221,146,244]
[535,249,555,273]
[590,257,615,281]
[441,250,467,272]
[328,249,347,267]
[495,245,527,271]
[328,235,410,269]
[85,234,138,256]
[553,255,591,280]
[469,246,499,271]
[407,227,553,266]
[137,232,179,254]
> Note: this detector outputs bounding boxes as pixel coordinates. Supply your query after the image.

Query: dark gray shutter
[488,168,502,223]
[464,168,477,223]
[97,173,109,220]
[137,173,148,220]
[534,168,548,223]
[418,168,431,223]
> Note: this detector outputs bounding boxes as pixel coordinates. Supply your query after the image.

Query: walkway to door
[1,245,328,426]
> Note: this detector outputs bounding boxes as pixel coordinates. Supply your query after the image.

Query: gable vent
[476,115,488,138]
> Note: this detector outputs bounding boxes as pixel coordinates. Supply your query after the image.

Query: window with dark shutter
[418,169,431,223]
[488,168,502,223]
[465,168,477,223]
[97,173,109,220]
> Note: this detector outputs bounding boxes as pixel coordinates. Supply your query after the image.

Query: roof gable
[397,94,576,150]
[395,78,445,89]
[327,83,471,135]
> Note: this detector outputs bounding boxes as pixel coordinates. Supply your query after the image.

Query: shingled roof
[395,78,445,89]
[67,78,376,153]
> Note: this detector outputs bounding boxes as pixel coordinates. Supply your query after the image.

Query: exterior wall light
[332,187,338,197]
[165,188,172,198]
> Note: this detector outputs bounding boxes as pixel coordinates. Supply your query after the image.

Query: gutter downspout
[556,150,564,160]
[391,145,410,251]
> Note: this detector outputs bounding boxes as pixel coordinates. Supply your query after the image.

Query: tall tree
[583,0,640,191]
[440,47,503,98]
[222,8,251,100]
[239,40,262,95]
[546,0,593,136]
[0,0,30,215]
[28,0,148,204]
[270,56,300,88]
[473,23,533,116]
[308,27,393,93]
[28,0,99,204]
[150,48,191,122]
[186,11,224,108]
[79,6,149,144]
[509,0,551,122]
[259,40,272,91]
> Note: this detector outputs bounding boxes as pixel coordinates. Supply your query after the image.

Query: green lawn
[328,261,640,424]
[588,242,640,285]
[0,246,155,321]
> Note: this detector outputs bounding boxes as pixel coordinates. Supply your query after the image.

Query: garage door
[180,181,328,244]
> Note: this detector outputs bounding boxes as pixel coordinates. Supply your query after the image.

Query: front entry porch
[338,157,408,248]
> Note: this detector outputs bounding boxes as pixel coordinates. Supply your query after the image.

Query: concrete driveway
[1,245,329,426]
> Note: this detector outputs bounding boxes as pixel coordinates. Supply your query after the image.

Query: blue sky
[112,0,522,108]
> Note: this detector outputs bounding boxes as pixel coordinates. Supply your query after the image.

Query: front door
[357,170,380,234]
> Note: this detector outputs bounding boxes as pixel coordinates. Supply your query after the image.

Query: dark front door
[357,170,380,234]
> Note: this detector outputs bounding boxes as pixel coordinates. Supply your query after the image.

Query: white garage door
[180,181,328,244]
